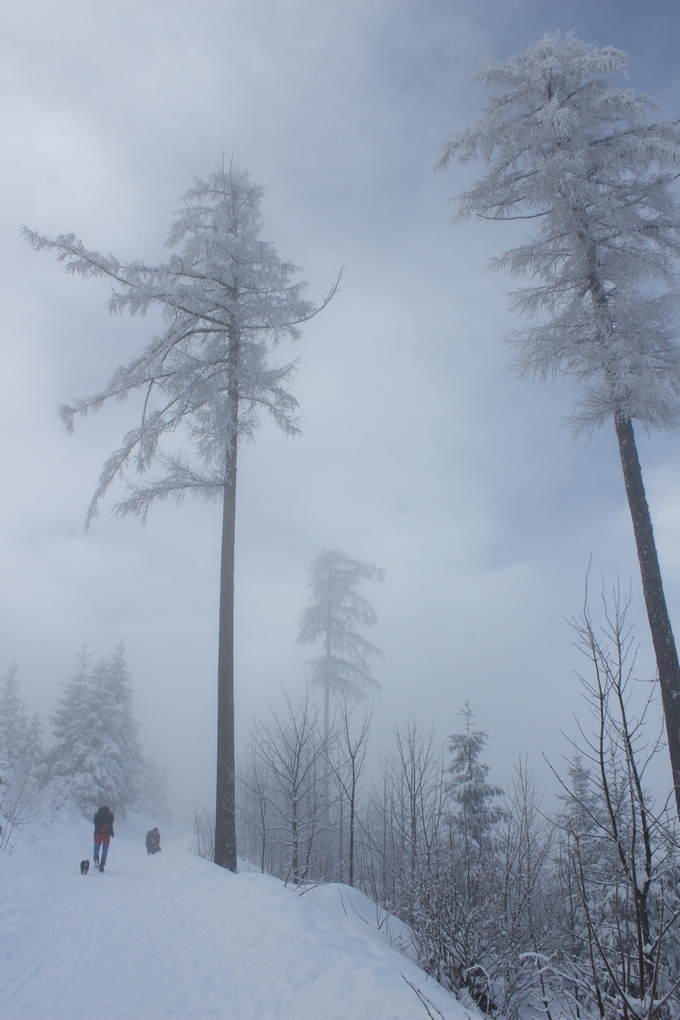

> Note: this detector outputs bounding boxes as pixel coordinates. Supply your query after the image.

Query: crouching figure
[145,827,161,855]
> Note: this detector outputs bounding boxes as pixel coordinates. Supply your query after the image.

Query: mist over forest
[4,4,680,1017]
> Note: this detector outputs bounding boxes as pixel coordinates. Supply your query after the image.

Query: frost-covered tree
[542,583,680,1020]
[327,698,372,886]
[374,716,445,917]
[558,753,603,838]
[438,33,680,815]
[0,666,44,850]
[24,164,338,869]
[0,663,42,777]
[445,702,504,847]
[249,686,326,884]
[96,643,145,810]
[49,644,144,815]
[297,550,385,739]
[49,645,95,812]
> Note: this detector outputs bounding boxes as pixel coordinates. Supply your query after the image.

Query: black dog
[80,859,90,875]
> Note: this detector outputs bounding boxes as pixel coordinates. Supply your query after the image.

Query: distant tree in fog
[438,33,680,816]
[25,164,339,869]
[138,753,171,820]
[297,550,385,739]
[0,665,44,852]
[0,663,42,778]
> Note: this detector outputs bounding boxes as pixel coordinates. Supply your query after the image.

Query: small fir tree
[446,702,504,847]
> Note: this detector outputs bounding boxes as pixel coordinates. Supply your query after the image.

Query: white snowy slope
[0,818,465,1020]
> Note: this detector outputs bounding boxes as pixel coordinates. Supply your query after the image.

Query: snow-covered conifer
[48,645,91,809]
[94,643,145,811]
[557,753,603,838]
[0,664,42,777]
[49,644,144,815]
[445,702,504,846]
[24,164,338,869]
[439,34,680,814]
[0,665,45,848]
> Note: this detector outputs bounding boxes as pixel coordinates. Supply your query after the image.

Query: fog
[3,0,680,811]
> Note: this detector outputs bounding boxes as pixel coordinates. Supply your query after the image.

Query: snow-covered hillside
[0,817,465,1019]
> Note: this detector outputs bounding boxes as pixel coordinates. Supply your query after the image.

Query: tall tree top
[299,551,386,630]
[23,164,340,525]
[297,550,385,704]
[438,33,680,433]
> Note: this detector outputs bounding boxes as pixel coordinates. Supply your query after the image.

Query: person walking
[93,806,114,871]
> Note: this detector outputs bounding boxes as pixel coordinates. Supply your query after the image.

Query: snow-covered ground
[0,816,466,1019]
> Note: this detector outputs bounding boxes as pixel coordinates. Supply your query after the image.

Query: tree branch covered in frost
[111,452,231,523]
[401,974,448,1020]
[248,686,327,885]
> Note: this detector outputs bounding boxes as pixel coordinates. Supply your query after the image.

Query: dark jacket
[93,806,115,837]
[145,828,161,853]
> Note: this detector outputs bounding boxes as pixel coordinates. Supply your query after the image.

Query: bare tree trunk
[586,257,680,819]
[214,319,240,871]
[614,414,680,818]
[321,606,332,870]
[214,437,238,870]
[324,612,331,741]
[292,793,300,884]
[348,780,356,887]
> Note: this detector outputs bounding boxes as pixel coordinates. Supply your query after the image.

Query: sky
[3,0,680,810]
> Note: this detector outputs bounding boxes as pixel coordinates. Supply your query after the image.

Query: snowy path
[0,819,463,1020]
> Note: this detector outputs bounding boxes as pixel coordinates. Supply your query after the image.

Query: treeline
[235,589,680,1020]
[0,645,168,850]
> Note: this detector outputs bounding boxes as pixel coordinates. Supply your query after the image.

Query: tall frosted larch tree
[438,34,680,816]
[25,165,338,869]
[297,550,385,742]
